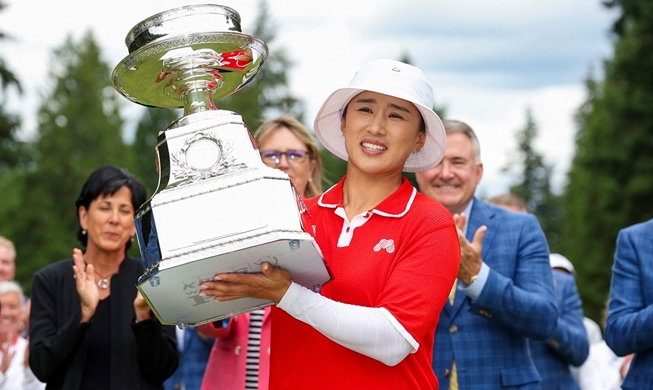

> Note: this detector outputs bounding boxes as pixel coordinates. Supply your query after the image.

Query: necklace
[95,271,114,290]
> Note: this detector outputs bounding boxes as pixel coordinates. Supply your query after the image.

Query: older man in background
[416,120,557,389]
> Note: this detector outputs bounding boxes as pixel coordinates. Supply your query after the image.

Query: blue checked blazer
[164,327,214,390]
[432,199,558,389]
[529,270,588,390]
[605,218,653,390]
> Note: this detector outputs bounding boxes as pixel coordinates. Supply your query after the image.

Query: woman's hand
[133,291,152,322]
[199,262,292,304]
[0,332,15,373]
[72,248,99,323]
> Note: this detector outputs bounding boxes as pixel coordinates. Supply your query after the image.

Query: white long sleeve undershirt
[276,282,417,366]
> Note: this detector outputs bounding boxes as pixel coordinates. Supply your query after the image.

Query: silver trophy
[112,4,331,328]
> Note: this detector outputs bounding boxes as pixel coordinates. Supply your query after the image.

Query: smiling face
[0,291,23,335]
[258,126,317,199]
[416,131,483,215]
[78,186,136,254]
[341,91,425,178]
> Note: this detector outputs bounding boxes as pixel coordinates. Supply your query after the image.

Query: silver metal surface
[113,5,331,327]
[112,4,267,111]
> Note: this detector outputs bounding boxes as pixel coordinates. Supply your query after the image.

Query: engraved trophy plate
[112,5,332,327]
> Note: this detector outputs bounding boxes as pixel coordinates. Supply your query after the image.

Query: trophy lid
[112,4,268,111]
[125,4,242,54]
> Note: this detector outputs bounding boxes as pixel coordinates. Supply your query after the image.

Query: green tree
[128,107,182,194]
[0,0,27,175]
[320,150,348,189]
[560,0,653,322]
[503,109,562,249]
[0,1,19,92]
[1,31,129,290]
[215,0,303,131]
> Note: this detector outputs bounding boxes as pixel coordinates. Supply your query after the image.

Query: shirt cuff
[459,262,489,301]
[277,281,302,312]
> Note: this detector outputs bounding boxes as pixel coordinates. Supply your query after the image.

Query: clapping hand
[0,332,15,374]
[133,291,152,322]
[72,248,99,323]
[453,213,486,285]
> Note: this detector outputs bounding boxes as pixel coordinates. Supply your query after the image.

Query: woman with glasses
[256,115,323,199]
[197,59,460,389]
[196,115,323,390]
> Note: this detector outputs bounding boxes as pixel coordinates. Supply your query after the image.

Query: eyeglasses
[260,149,309,165]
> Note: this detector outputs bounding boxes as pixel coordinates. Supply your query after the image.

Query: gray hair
[443,120,482,164]
[0,280,25,303]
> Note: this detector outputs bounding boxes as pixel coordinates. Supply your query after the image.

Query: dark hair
[75,166,147,251]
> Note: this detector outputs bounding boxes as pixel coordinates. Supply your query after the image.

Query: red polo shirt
[270,177,460,389]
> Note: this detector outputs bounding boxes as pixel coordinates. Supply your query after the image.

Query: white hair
[0,280,25,303]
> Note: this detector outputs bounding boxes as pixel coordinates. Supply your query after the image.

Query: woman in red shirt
[200,59,460,389]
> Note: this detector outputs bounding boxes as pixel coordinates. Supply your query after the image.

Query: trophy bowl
[113,4,267,111]
[112,4,332,328]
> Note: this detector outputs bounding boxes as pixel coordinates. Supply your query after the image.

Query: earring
[82,230,87,235]
[131,236,135,242]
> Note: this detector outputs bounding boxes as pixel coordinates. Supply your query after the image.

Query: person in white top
[0,281,44,390]
[577,303,633,390]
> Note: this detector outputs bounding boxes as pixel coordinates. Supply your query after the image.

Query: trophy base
[138,231,329,327]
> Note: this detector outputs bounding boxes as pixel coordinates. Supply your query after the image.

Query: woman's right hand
[199,262,292,304]
[0,332,15,373]
[72,248,100,322]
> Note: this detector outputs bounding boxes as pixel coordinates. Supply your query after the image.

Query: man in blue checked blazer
[487,195,590,390]
[529,254,589,390]
[416,120,557,389]
[605,218,653,390]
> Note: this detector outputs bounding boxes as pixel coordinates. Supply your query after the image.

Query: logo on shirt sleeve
[373,238,395,254]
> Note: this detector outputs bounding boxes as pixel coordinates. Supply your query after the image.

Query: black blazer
[29,256,179,390]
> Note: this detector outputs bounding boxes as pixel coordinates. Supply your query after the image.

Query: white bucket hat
[549,253,576,275]
[313,59,446,172]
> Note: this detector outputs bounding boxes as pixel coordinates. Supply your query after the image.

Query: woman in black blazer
[29,166,179,390]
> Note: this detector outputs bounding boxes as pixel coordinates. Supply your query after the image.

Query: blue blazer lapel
[443,287,455,318]
[449,198,498,319]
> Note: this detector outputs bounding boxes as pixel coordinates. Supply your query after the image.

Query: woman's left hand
[199,262,292,303]
[133,291,152,322]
